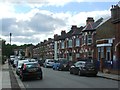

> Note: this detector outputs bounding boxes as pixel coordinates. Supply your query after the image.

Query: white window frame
[76,38,80,47]
[101,47,104,58]
[76,53,80,58]
[87,34,92,45]
[106,47,111,61]
[61,41,65,49]
[68,39,72,48]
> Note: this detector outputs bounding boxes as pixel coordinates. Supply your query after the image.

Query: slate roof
[47,38,54,43]
[82,17,110,32]
[95,17,111,28]
[72,26,84,35]
[54,35,60,41]
[59,33,67,40]
[65,26,84,38]
[66,29,74,38]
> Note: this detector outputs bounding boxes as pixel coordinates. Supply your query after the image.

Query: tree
[2,43,34,60]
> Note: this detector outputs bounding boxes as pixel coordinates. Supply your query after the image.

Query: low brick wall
[103,68,120,75]
[110,70,120,75]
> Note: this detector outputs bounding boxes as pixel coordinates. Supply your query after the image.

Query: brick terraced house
[111,4,120,72]
[46,38,54,59]
[26,3,120,74]
[66,25,84,61]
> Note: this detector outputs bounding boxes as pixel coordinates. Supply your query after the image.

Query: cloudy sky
[0,0,119,45]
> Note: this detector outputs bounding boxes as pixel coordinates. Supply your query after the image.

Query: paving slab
[2,71,11,88]
[98,72,120,81]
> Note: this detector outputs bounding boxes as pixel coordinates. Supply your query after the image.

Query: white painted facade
[54,41,58,60]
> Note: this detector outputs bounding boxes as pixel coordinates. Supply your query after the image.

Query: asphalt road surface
[22,67,119,88]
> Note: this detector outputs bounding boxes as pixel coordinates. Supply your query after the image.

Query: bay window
[68,39,72,48]
[76,38,80,46]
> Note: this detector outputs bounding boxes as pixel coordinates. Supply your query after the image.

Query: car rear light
[23,64,26,70]
[38,64,40,68]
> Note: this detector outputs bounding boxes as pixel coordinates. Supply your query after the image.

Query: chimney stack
[86,17,94,25]
[61,30,66,35]
[48,38,52,41]
[71,25,77,30]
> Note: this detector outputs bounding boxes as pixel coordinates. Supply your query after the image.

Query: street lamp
[10,33,12,45]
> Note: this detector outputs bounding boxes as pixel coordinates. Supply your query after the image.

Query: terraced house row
[25,4,120,74]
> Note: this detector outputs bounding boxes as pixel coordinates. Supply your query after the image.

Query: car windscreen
[85,62,94,67]
[60,60,68,64]
[26,63,39,68]
[48,60,54,62]
[54,60,59,63]
[18,63,23,68]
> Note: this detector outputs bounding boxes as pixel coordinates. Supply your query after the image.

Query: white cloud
[68,10,110,27]
[16,8,40,22]
[1,1,113,45]
[0,2,16,19]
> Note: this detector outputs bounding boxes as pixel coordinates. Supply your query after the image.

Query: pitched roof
[65,26,84,38]
[95,17,111,29]
[82,17,110,32]
[66,29,74,38]
[59,33,67,40]
[54,35,60,41]
[72,26,84,35]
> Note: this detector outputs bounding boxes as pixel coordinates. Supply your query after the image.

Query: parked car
[52,60,60,70]
[29,59,37,62]
[37,59,45,66]
[19,61,43,81]
[10,57,15,65]
[53,60,76,71]
[13,59,19,68]
[44,59,54,68]
[16,59,29,75]
[69,60,98,76]
[56,59,70,71]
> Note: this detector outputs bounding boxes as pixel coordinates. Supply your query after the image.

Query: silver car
[44,59,54,68]
[16,60,29,75]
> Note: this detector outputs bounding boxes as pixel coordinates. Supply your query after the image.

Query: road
[21,67,119,89]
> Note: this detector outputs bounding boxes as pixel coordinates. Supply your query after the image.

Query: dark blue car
[53,60,60,70]
[53,60,75,71]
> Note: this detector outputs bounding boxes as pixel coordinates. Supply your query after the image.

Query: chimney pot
[71,25,77,30]
[61,30,66,35]
[86,17,94,25]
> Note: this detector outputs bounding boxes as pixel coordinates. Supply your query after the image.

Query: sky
[0,0,119,45]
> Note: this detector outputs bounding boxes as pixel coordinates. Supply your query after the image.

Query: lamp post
[10,33,12,45]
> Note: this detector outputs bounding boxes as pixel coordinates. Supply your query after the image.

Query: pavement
[1,61,120,89]
[1,60,25,90]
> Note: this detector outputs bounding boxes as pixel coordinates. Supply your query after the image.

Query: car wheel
[93,74,97,77]
[59,68,62,71]
[56,66,59,70]
[53,68,55,70]
[70,70,73,74]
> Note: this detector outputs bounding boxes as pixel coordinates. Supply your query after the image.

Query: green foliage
[3,44,17,57]
[2,43,33,58]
